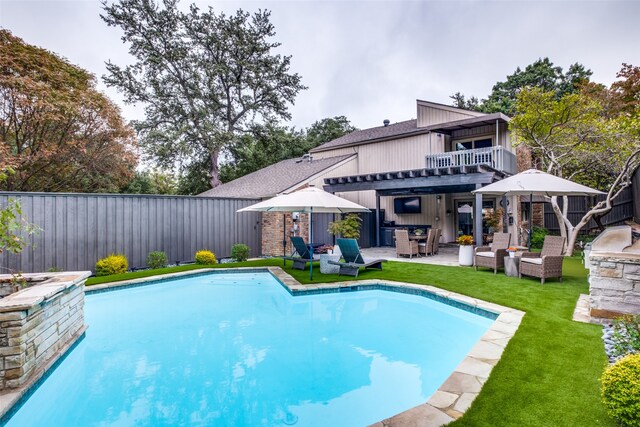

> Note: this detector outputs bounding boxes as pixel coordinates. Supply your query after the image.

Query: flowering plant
[456,235,473,246]
[507,246,518,253]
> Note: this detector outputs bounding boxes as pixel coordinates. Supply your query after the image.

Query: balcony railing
[425,145,516,174]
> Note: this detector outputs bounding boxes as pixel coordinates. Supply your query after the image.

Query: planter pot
[459,245,474,266]
[509,252,515,258]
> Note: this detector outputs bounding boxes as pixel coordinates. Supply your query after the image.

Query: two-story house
[200,100,518,256]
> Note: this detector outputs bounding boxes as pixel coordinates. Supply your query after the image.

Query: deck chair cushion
[521,257,543,265]
[476,252,495,258]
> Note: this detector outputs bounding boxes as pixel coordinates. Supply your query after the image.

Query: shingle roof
[198,154,355,199]
[310,119,423,152]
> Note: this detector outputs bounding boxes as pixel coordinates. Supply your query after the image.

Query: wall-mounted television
[394,197,421,214]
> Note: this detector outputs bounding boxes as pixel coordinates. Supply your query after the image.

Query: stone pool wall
[0,272,90,390]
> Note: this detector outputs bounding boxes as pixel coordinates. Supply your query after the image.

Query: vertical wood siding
[0,193,262,274]
[417,103,480,127]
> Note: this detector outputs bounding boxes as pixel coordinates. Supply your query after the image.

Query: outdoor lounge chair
[474,232,511,274]
[284,236,318,270]
[519,235,565,284]
[328,238,385,277]
[395,229,419,258]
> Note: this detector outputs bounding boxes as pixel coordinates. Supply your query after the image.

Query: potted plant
[457,235,474,266]
[328,214,362,257]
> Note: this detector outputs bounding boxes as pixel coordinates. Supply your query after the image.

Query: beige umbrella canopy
[472,169,605,248]
[471,169,606,197]
[238,187,370,280]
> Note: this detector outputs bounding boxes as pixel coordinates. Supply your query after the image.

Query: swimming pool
[4,271,494,426]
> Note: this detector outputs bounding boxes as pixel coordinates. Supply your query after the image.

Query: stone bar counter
[588,226,640,319]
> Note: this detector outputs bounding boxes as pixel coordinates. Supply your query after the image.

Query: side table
[320,254,341,274]
[504,256,520,277]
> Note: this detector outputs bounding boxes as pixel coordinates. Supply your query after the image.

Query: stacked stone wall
[589,253,640,318]
[0,274,88,389]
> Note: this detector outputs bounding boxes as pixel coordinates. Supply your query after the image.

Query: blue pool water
[5,272,493,427]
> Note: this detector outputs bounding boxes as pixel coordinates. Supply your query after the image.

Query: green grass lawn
[87,257,613,426]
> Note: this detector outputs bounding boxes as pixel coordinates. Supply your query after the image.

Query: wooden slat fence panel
[0,192,262,274]
[543,187,634,234]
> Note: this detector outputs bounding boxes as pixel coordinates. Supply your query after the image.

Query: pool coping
[1,268,524,426]
[85,267,525,426]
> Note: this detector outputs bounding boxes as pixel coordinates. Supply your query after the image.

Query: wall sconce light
[436,195,442,204]
[446,209,452,217]
[435,216,440,222]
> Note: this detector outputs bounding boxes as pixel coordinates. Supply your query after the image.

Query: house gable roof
[198,154,355,199]
[310,119,424,153]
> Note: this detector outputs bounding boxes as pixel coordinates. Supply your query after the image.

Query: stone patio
[361,244,460,267]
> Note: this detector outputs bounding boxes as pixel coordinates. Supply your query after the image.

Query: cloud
[2,0,639,132]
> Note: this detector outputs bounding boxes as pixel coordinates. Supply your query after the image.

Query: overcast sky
[2,0,639,131]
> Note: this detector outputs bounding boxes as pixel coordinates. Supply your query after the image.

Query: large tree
[101,0,306,188]
[0,30,137,192]
[511,65,640,255]
[452,58,592,115]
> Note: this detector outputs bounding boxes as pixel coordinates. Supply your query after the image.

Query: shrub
[195,250,217,265]
[95,254,128,277]
[231,244,250,262]
[530,226,549,249]
[328,213,362,239]
[612,315,640,357]
[457,235,473,245]
[146,251,168,269]
[601,353,640,426]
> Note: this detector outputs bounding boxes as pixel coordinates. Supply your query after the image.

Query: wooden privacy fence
[0,192,262,274]
[542,187,634,234]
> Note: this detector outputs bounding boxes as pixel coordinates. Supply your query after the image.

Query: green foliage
[305,116,357,146]
[601,354,640,426]
[102,1,306,188]
[122,170,177,195]
[456,235,473,245]
[220,124,308,183]
[146,251,168,269]
[612,315,640,358]
[219,117,356,185]
[95,254,128,277]
[451,58,592,115]
[47,267,62,272]
[231,244,251,262]
[195,250,217,265]
[328,214,362,239]
[530,227,550,249]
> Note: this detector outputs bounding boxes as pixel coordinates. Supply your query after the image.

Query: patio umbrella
[472,169,605,249]
[237,187,370,280]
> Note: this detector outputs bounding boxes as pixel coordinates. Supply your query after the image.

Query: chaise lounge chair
[284,236,319,270]
[328,238,385,277]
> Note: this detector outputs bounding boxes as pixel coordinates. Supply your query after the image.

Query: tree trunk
[550,196,567,241]
[209,151,221,188]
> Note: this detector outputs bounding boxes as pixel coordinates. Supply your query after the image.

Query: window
[455,138,493,151]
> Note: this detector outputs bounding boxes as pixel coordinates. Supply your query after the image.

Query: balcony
[425,145,516,174]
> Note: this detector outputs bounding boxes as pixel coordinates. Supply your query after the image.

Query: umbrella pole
[283,212,286,267]
[529,192,533,251]
[309,208,313,281]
